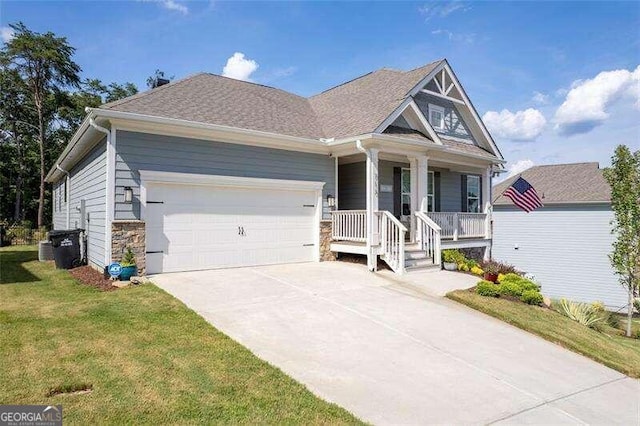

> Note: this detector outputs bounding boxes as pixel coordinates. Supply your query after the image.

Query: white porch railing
[377,211,407,274]
[415,211,441,265]
[331,210,367,242]
[427,212,488,240]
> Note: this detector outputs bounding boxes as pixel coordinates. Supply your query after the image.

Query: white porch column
[483,166,492,260]
[364,146,379,271]
[409,157,418,242]
[417,156,429,211]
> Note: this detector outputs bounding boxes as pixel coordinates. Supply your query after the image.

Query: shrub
[605,312,620,329]
[481,260,521,275]
[458,263,470,272]
[470,266,484,276]
[442,249,465,264]
[121,247,136,267]
[558,299,604,329]
[520,289,544,305]
[499,280,525,297]
[634,298,640,314]
[476,280,500,297]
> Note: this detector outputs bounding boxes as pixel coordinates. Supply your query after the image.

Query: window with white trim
[466,175,480,213]
[428,104,445,131]
[427,171,435,212]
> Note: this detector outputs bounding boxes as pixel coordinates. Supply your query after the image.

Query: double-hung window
[466,175,480,213]
[428,104,445,131]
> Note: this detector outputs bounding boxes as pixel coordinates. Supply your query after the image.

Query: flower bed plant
[473,274,544,306]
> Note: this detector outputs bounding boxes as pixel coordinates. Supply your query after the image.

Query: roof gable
[308,61,442,139]
[493,162,611,205]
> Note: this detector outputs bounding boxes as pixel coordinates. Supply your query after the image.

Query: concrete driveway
[152,262,640,425]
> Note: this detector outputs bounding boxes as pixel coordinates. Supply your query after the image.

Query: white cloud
[161,0,188,14]
[482,108,547,141]
[531,91,549,105]
[139,0,188,15]
[272,66,297,78]
[502,159,535,181]
[554,65,640,136]
[419,1,469,20]
[431,29,476,44]
[1,26,15,43]
[222,52,259,81]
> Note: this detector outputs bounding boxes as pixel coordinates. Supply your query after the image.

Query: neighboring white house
[46,59,506,276]
[492,162,627,310]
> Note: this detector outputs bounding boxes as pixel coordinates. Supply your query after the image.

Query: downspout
[356,140,375,271]
[87,111,113,268]
[55,164,70,229]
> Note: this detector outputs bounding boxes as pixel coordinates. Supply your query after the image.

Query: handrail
[416,211,442,266]
[415,211,441,232]
[378,210,408,233]
[376,210,406,274]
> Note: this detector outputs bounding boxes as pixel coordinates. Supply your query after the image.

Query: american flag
[503,177,543,213]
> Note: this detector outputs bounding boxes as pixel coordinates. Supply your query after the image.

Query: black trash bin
[49,229,84,269]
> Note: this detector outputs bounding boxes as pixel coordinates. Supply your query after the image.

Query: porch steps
[404,244,440,272]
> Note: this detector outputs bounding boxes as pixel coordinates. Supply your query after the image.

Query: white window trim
[466,175,480,213]
[428,104,445,131]
[427,171,435,212]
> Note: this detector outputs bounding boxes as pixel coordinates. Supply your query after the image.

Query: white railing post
[453,212,459,241]
[399,228,406,275]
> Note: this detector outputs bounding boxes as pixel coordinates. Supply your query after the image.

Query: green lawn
[447,289,640,378]
[0,246,361,424]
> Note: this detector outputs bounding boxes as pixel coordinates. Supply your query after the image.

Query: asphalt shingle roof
[103,73,326,139]
[493,162,611,205]
[103,61,444,141]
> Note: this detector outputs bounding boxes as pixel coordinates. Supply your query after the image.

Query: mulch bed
[69,266,118,291]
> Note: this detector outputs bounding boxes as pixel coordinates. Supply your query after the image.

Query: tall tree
[2,22,81,227]
[603,145,640,337]
[0,66,33,221]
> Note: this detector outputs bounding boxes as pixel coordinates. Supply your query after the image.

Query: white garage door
[145,179,320,274]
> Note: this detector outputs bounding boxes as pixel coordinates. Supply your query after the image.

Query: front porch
[327,141,494,275]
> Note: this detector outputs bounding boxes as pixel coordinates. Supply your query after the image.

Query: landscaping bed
[0,246,361,424]
[448,288,640,378]
[69,265,117,291]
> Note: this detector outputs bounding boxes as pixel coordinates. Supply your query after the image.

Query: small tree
[603,145,640,337]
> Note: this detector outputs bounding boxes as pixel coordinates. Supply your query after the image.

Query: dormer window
[428,104,445,131]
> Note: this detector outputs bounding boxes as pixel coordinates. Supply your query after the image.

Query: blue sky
[2,1,639,177]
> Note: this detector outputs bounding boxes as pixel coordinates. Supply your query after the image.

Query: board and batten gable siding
[492,204,626,309]
[114,131,335,220]
[414,92,476,143]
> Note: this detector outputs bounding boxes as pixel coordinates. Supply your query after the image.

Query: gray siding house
[47,59,504,275]
[492,163,626,309]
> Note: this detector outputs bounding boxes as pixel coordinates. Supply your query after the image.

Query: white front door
[145,182,319,274]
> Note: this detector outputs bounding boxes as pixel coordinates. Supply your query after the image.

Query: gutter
[55,164,71,229]
[88,114,113,268]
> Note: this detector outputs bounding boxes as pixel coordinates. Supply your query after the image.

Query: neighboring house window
[428,104,445,131]
[427,171,435,212]
[466,175,480,213]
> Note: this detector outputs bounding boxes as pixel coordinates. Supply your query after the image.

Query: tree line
[1,22,168,228]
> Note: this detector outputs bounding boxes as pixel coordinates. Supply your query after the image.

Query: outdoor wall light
[124,187,133,203]
[327,194,336,208]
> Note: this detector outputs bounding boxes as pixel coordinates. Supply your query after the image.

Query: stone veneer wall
[319,220,336,261]
[112,220,146,275]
